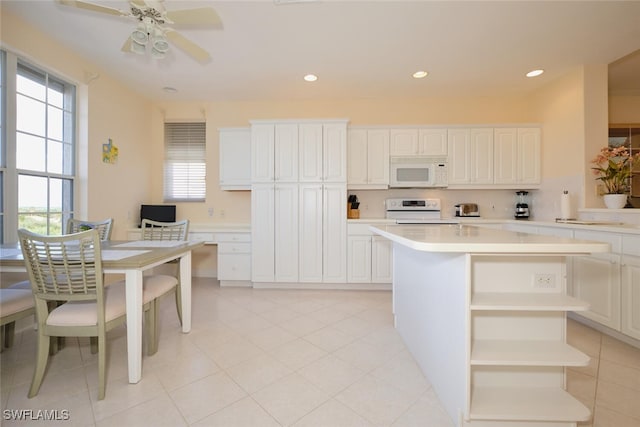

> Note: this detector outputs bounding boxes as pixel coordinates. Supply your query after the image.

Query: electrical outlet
[208,207,214,217]
[220,209,225,218]
[533,273,556,288]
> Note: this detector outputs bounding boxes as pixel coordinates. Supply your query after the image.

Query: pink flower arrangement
[591,146,640,194]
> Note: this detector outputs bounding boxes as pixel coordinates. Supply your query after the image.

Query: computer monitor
[140,204,176,226]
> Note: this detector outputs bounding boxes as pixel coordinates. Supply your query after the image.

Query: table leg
[125,269,143,383]
[179,251,192,333]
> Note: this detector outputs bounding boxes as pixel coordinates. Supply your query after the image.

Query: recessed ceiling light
[526,69,544,78]
[303,74,318,82]
[163,86,178,93]
[413,70,428,79]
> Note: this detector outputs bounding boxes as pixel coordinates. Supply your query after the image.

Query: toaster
[455,203,480,217]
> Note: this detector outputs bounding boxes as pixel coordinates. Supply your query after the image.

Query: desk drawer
[216,232,251,243]
[219,242,251,254]
[189,232,215,243]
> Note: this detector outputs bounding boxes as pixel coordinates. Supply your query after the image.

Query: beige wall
[1,8,154,240]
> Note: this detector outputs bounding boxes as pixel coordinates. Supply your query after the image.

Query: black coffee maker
[515,191,530,219]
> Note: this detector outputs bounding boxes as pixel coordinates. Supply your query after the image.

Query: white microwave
[389,156,448,188]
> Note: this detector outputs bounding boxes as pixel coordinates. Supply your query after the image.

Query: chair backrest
[18,228,105,305]
[66,218,114,241]
[140,219,189,241]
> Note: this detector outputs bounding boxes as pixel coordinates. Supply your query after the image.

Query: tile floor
[1,277,639,427]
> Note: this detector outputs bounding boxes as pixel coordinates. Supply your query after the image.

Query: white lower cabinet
[347,223,392,284]
[217,233,251,285]
[571,253,621,330]
[621,255,640,340]
[570,230,622,331]
[299,183,347,283]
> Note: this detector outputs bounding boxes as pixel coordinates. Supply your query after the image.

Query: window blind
[163,122,206,202]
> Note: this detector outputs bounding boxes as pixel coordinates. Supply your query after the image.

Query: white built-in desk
[371,224,609,427]
[128,223,251,286]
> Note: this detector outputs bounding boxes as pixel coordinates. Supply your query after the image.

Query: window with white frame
[163,122,206,202]
[0,50,76,241]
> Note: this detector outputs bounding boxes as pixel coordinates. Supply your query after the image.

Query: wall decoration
[102,138,119,164]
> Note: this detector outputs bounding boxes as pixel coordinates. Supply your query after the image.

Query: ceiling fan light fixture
[130,40,146,55]
[151,47,166,59]
[131,23,149,45]
[153,36,170,53]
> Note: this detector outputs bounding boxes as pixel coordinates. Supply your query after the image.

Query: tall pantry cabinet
[251,120,348,286]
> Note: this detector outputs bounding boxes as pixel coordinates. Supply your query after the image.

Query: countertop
[369,224,611,254]
[349,218,640,235]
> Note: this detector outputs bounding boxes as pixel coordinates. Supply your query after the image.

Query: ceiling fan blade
[165,8,223,28]
[121,37,132,53]
[58,0,127,16]
[165,29,211,64]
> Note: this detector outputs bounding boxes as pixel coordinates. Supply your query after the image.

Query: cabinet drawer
[219,242,251,254]
[218,253,251,280]
[189,232,215,243]
[573,230,621,253]
[622,235,640,257]
[215,232,251,243]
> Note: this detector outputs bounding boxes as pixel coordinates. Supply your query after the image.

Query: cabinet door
[323,123,347,182]
[418,128,448,156]
[275,124,298,182]
[471,128,494,184]
[390,129,418,156]
[347,236,372,283]
[274,183,299,282]
[220,128,251,190]
[251,184,275,282]
[323,184,347,282]
[347,129,368,185]
[571,254,621,330]
[251,124,275,182]
[518,128,541,184]
[494,128,518,184]
[299,124,324,182]
[621,258,640,340]
[367,129,390,185]
[448,128,472,184]
[371,236,392,283]
[299,184,323,282]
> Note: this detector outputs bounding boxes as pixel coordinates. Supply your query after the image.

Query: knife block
[347,208,360,219]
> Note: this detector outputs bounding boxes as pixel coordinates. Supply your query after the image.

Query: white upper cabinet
[448,128,494,185]
[275,124,299,182]
[219,128,251,190]
[251,124,275,182]
[418,128,448,156]
[347,128,389,189]
[290,121,347,183]
[323,123,348,182]
[494,127,541,185]
[390,128,447,156]
[390,129,418,156]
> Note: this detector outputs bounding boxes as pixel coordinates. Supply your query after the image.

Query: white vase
[603,194,627,209]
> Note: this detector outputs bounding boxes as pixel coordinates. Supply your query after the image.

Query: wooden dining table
[0,239,204,384]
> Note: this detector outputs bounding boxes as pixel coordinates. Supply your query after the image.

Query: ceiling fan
[58,0,222,63]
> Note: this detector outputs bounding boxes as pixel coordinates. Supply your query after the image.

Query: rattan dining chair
[66,218,114,241]
[17,228,174,400]
[140,219,189,325]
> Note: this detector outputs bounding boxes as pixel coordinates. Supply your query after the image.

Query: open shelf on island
[470,293,590,311]
[471,340,590,366]
[470,386,591,422]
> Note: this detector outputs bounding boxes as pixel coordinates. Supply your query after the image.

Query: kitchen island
[370,224,610,427]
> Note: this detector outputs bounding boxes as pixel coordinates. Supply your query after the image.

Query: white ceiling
[3,0,640,102]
